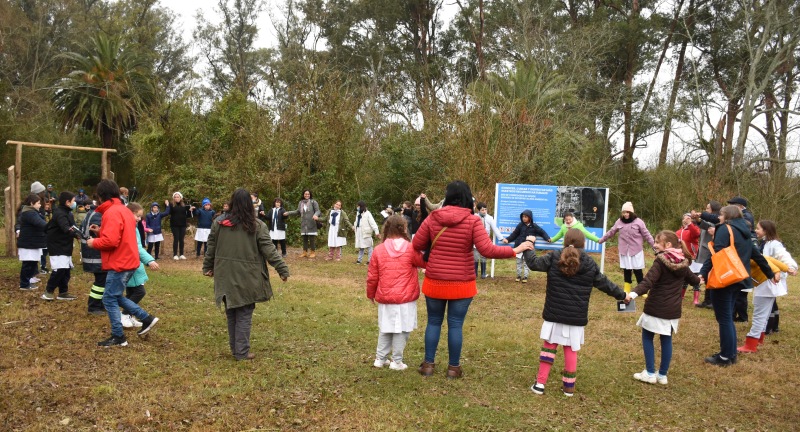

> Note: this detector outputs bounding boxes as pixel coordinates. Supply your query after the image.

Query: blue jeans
[710,283,741,359]
[424,297,473,366]
[642,329,673,376]
[103,270,150,337]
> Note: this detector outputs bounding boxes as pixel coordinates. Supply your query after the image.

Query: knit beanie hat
[173,191,183,200]
[30,181,45,194]
[621,202,635,213]
[202,198,211,206]
[151,202,160,209]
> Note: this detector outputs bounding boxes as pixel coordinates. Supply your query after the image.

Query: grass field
[1,239,799,431]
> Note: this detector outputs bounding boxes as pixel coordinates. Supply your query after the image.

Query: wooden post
[4,186,14,257]
[101,150,108,179]
[15,143,21,204]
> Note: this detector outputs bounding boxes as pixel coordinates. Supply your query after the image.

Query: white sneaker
[120,313,134,328]
[29,277,40,283]
[389,361,408,371]
[657,374,668,385]
[130,316,143,328]
[373,359,390,368]
[633,369,657,384]
[179,255,186,260]
[173,255,179,260]
[530,383,545,395]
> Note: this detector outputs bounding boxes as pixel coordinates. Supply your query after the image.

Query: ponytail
[558,228,585,277]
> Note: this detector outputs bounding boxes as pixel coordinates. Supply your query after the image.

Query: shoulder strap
[708,224,736,256]
[430,227,448,251]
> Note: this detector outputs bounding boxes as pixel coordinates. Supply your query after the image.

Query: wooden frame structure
[4,140,117,257]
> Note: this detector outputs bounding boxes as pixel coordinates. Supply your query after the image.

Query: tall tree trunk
[723,100,738,172]
[659,0,693,166]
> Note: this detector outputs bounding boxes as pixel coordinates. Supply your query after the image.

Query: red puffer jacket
[91,198,140,272]
[676,223,700,259]
[413,206,515,282]
[366,238,426,304]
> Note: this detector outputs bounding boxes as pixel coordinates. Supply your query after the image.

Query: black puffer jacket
[167,203,191,227]
[45,204,78,256]
[506,210,551,247]
[525,249,626,326]
[17,206,47,249]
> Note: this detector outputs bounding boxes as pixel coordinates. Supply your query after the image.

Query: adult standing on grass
[284,189,321,258]
[204,188,290,361]
[87,180,159,347]
[698,205,776,366]
[322,200,354,261]
[165,192,194,260]
[691,200,722,308]
[412,180,532,379]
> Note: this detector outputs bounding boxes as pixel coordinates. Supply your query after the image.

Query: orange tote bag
[706,224,749,289]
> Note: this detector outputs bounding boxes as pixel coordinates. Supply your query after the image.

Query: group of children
[364,199,796,398]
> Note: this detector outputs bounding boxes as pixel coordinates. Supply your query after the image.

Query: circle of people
[15,180,796,395]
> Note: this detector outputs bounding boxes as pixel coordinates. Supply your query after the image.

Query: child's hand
[146,228,153,233]
[525,235,537,243]
[165,200,170,207]
[282,212,288,217]
[280,276,288,282]
[204,270,213,277]
[789,268,798,276]
[148,261,160,271]
[624,294,632,304]
[370,298,375,304]
[772,274,781,284]
[501,238,509,244]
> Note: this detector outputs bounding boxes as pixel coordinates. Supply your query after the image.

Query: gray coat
[286,199,321,235]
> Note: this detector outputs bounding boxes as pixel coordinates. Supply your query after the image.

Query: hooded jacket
[366,238,426,304]
[524,249,626,326]
[699,218,774,289]
[45,203,78,256]
[598,216,655,255]
[632,252,700,319]
[193,205,217,229]
[505,210,550,247]
[17,205,47,249]
[412,206,515,283]
[127,230,155,287]
[202,217,290,310]
[91,198,140,272]
[145,205,170,235]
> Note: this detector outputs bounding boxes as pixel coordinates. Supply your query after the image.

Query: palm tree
[53,34,158,148]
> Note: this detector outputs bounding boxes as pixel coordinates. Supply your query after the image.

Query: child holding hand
[626,231,699,385]
[366,215,426,371]
[524,229,626,397]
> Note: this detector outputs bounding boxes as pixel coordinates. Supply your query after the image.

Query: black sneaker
[704,353,734,367]
[530,383,545,395]
[20,285,39,291]
[137,316,159,337]
[56,293,77,301]
[98,335,128,347]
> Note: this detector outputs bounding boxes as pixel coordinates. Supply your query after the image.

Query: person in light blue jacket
[121,203,161,328]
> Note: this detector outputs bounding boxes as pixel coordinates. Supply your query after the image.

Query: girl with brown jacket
[625,231,700,385]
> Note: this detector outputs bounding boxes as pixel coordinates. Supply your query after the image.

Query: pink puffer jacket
[366,238,425,304]
[412,206,515,281]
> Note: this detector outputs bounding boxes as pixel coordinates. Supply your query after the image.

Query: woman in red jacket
[412,181,532,379]
[366,215,426,371]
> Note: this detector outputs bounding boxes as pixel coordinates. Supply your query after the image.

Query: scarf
[659,247,685,264]
[331,210,339,226]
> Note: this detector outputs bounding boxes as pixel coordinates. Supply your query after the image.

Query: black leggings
[196,241,207,256]
[45,268,71,294]
[273,239,286,255]
[122,285,146,315]
[172,226,186,256]
[623,269,644,284]
[147,241,161,260]
[302,235,316,251]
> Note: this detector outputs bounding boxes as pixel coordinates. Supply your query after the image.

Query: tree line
[1,0,799,247]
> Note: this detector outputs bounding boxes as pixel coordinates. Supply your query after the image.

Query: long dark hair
[357,200,367,214]
[301,189,313,200]
[227,188,258,234]
[758,220,780,242]
[443,180,474,210]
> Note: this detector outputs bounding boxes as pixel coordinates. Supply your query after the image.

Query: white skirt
[540,321,585,351]
[377,301,417,333]
[147,233,164,243]
[49,255,74,270]
[195,228,211,242]
[327,226,347,247]
[270,229,286,241]
[18,248,42,261]
[637,313,679,336]
[619,251,645,269]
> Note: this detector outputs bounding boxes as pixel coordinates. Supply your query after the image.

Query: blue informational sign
[493,183,609,254]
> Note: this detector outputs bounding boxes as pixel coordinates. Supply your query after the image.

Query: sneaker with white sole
[173,255,179,260]
[29,277,40,283]
[129,316,143,328]
[120,313,135,328]
[389,361,408,371]
[373,359,390,368]
[97,335,128,347]
[179,255,186,260]
[656,374,668,385]
[56,293,76,301]
[530,383,545,395]
[633,369,657,384]
[137,316,159,336]
[41,291,55,301]
[20,285,39,291]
